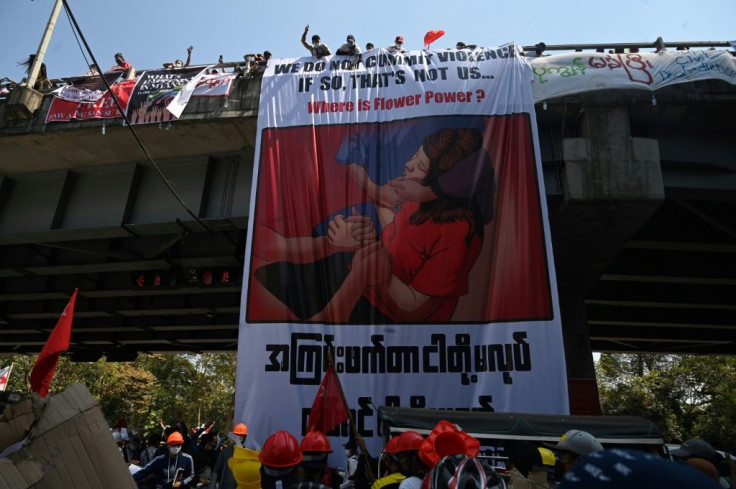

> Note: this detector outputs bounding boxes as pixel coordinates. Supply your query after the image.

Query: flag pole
[326,351,376,482]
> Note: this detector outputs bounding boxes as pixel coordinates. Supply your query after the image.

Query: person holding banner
[108,52,133,73]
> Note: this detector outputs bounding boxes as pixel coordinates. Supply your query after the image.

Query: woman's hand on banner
[328,214,362,251]
[346,207,377,244]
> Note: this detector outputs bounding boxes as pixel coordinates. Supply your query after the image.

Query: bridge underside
[0,79,734,359]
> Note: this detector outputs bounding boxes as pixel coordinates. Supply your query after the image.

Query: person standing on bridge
[302,25,331,58]
[386,36,406,54]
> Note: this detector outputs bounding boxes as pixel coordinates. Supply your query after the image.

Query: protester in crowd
[302,25,331,58]
[137,433,162,489]
[191,431,218,488]
[353,433,378,489]
[504,442,549,489]
[133,431,195,489]
[113,429,138,465]
[670,438,732,487]
[395,431,427,489]
[544,430,603,476]
[686,457,720,481]
[19,54,52,90]
[336,34,362,67]
[84,63,100,77]
[165,45,193,69]
[259,431,302,489]
[371,437,405,489]
[256,51,272,73]
[536,447,558,486]
[387,36,406,54]
[207,422,249,489]
[456,42,478,50]
[107,52,133,73]
[558,449,722,489]
[298,431,334,489]
[340,438,360,489]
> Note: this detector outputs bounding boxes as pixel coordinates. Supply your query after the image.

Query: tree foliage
[2,352,236,438]
[597,353,736,451]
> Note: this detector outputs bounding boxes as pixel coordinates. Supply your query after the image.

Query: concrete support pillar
[551,106,664,413]
[564,107,663,202]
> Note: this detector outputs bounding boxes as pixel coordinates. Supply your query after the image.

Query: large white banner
[531,49,736,102]
[235,44,567,460]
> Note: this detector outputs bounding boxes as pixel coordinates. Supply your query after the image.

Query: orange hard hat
[397,431,425,452]
[301,431,333,453]
[233,423,249,436]
[167,431,184,445]
[258,431,303,468]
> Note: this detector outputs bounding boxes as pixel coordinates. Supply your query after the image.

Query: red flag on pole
[30,289,77,397]
[307,364,349,433]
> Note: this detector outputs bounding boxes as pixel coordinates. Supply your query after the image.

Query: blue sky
[2,0,734,81]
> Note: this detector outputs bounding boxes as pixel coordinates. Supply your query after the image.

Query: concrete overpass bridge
[0,66,734,383]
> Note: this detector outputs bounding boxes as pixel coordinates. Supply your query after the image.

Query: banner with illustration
[531,49,736,102]
[235,44,567,458]
[125,67,208,124]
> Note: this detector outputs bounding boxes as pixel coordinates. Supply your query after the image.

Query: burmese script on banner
[235,44,568,458]
[531,49,736,101]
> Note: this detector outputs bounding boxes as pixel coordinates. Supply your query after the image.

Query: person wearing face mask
[207,422,250,489]
[337,34,362,68]
[302,24,332,58]
[164,45,193,70]
[387,36,406,54]
[133,431,195,489]
[340,439,360,489]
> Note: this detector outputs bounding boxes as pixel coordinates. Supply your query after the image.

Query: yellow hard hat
[537,447,556,466]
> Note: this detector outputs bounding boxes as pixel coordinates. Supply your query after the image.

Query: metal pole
[25,0,64,89]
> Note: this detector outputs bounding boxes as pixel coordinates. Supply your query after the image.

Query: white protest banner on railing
[531,49,736,102]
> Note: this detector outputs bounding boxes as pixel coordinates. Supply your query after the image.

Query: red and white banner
[45,79,135,123]
[531,49,736,102]
[192,73,236,97]
[235,44,567,462]
[51,72,124,102]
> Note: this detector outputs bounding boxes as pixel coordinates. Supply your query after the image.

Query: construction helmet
[167,431,184,445]
[259,431,303,468]
[385,436,402,454]
[397,431,425,452]
[301,431,333,453]
[233,423,249,436]
[537,447,555,467]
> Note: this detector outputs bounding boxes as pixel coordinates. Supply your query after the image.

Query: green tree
[0,352,236,438]
[597,353,736,452]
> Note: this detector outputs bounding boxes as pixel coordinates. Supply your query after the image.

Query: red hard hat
[167,431,184,445]
[259,431,303,468]
[385,436,402,454]
[397,431,425,452]
[233,423,249,435]
[301,431,333,453]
